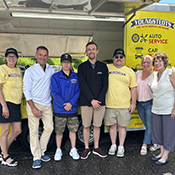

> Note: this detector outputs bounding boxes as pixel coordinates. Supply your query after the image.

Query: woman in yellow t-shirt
[0,48,22,167]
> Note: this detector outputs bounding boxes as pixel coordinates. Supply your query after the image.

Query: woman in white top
[136,55,154,156]
[149,52,175,165]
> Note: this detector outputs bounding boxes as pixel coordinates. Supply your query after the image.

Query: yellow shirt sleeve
[128,68,137,88]
[0,66,6,84]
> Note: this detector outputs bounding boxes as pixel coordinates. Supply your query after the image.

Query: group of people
[0,41,175,169]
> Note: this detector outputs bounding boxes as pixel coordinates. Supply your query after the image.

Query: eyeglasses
[7,56,17,59]
[115,55,124,59]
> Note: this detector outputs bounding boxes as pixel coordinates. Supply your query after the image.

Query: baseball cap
[113,48,125,57]
[61,53,72,62]
[5,48,19,58]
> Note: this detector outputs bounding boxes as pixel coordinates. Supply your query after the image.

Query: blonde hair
[141,55,153,65]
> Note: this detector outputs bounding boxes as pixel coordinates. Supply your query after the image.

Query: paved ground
[0,131,175,175]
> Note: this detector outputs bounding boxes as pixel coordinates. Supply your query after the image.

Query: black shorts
[0,102,21,123]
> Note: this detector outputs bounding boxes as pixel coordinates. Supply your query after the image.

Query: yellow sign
[124,11,175,71]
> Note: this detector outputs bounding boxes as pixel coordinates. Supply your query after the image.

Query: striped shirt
[136,70,153,102]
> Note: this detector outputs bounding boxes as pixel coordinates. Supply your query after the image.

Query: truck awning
[1,0,160,18]
[0,0,160,58]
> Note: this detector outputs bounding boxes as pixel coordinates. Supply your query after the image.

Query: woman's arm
[0,84,9,118]
[169,69,175,89]
[169,70,175,119]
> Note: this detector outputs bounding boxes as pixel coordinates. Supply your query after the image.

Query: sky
[159,0,175,3]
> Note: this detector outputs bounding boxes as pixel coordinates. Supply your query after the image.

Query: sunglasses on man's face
[115,55,124,59]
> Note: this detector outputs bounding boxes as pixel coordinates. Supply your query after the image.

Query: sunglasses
[7,56,17,59]
[115,55,124,59]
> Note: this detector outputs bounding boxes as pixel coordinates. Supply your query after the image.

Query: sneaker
[117,146,125,157]
[108,144,117,155]
[92,148,107,158]
[32,159,41,169]
[69,148,80,160]
[81,149,91,159]
[41,155,51,162]
[54,148,62,161]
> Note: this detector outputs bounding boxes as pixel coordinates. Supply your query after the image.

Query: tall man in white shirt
[23,46,55,169]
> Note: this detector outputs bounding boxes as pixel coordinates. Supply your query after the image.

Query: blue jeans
[137,99,153,145]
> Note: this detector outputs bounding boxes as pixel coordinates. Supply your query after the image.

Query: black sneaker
[92,148,107,158]
[81,149,91,159]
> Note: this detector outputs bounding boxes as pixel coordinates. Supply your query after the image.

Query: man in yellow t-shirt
[104,48,137,157]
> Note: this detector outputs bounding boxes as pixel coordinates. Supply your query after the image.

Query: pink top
[136,70,153,102]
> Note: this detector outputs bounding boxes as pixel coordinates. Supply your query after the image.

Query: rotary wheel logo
[132,34,139,43]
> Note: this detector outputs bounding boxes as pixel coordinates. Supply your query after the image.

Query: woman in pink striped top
[136,55,154,155]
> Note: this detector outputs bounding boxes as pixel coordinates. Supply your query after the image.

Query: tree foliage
[0,57,88,72]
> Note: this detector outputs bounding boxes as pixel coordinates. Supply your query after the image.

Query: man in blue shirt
[50,53,80,161]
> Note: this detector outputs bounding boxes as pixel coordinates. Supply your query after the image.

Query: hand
[64,102,72,111]
[31,107,41,118]
[171,107,175,119]
[91,100,101,110]
[2,106,9,119]
[129,103,136,114]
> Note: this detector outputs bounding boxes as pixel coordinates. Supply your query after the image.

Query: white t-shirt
[149,68,175,115]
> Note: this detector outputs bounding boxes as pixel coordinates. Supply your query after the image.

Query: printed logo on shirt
[109,71,126,76]
[8,74,21,77]
[71,79,77,83]
[97,72,102,74]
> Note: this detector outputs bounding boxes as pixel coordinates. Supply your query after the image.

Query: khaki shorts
[104,108,131,127]
[81,106,105,127]
[54,116,79,135]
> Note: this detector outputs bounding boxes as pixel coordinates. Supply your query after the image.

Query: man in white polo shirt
[23,46,55,169]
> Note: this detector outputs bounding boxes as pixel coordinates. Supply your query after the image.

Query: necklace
[157,69,165,79]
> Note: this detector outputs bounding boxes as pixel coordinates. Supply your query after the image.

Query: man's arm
[69,79,80,107]
[50,75,65,107]
[78,64,94,103]
[27,100,41,118]
[129,87,137,114]
[64,77,80,111]
[23,69,41,118]
[98,64,108,103]
[78,64,101,109]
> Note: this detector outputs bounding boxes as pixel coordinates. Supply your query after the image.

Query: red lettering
[159,26,169,30]
[149,39,153,44]
[135,123,143,126]
[149,39,168,44]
